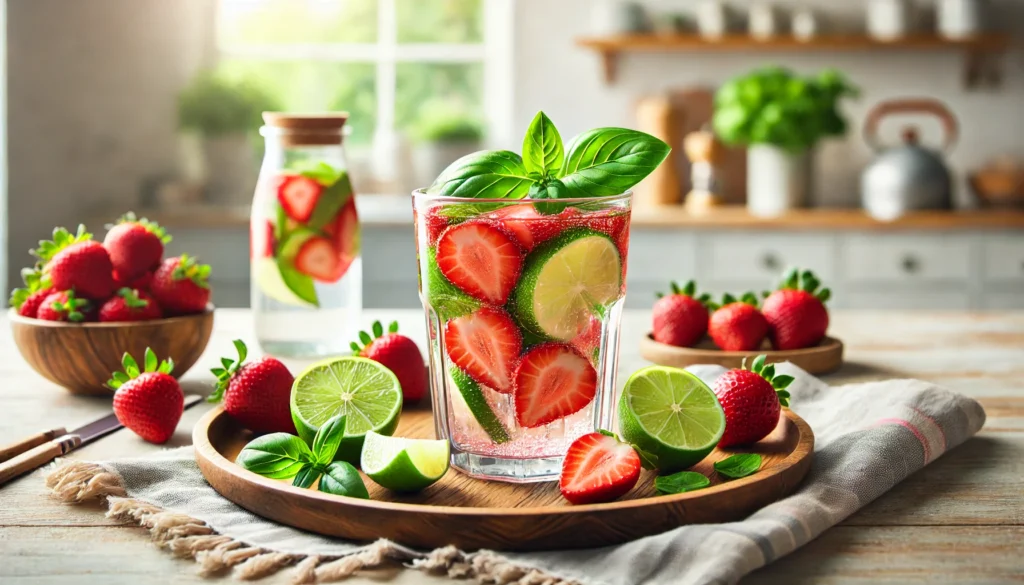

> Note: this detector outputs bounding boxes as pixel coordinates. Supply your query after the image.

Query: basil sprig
[427,111,670,201]
[236,414,369,499]
[713,454,763,479]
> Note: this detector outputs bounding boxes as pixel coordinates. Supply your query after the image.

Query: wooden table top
[2,309,1022,584]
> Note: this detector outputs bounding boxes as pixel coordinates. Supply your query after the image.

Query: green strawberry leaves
[172,254,212,289]
[350,320,399,355]
[110,212,172,244]
[655,280,713,304]
[714,454,763,479]
[743,354,794,407]
[776,268,831,304]
[9,267,52,309]
[107,348,175,389]
[117,288,149,309]
[32,225,91,262]
[208,339,248,403]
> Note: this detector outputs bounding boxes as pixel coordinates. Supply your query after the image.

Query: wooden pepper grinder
[683,128,724,213]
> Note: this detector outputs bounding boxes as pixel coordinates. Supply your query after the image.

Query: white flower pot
[746,145,811,217]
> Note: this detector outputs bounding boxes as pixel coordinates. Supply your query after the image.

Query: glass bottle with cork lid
[251,112,361,358]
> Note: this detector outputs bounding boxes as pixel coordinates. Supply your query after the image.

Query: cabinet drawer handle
[762,253,781,271]
[901,255,921,274]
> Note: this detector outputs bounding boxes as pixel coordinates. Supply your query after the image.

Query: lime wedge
[253,258,318,308]
[361,431,449,492]
[291,357,402,464]
[511,228,621,341]
[619,366,725,473]
[449,366,510,444]
[424,247,480,321]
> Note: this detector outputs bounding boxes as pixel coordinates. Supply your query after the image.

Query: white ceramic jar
[749,3,779,39]
[696,0,729,38]
[867,0,911,41]
[938,0,987,39]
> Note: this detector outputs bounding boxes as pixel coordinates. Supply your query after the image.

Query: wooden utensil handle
[0,427,67,462]
[863,98,959,153]
[0,435,81,486]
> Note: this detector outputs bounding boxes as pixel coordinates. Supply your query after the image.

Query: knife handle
[0,435,81,486]
[0,427,67,463]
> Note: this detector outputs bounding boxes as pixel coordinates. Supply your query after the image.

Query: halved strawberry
[251,220,274,260]
[513,343,597,428]
[490,206,578,251]
[559,432,641,505]
[570,314,602,363]
[276,175,323,222]
[436,222,522,305]
[444,307,522,393]
[324,198,358,281]
[294,236,342,283]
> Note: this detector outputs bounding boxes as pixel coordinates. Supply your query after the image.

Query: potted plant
[410,105,484,190]
[713,67,858,216]
[177,71,280,206]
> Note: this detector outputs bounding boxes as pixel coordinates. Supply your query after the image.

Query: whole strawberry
[104,213,171,281]
[37,290,91,322]
[713,355,793,447]
[9,268,53,318]
[352,320,427,402]
[708,293,769,351]
[114,269,154,292]
[209,340,295,434]
[33,225,116,300]
[652,280,711,347]
[108,348,184,444]
[99,288,162,322]
[150,254,211,315]
[762,269,831,350]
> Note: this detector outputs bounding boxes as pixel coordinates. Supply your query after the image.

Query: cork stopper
[261,112,348,146]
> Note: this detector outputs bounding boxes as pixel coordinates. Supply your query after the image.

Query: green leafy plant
[428,111,670,201]
[654,471,711,495]
[236,414,369,499]
[178,70,281,137]
[713,67,859,152]
[714,454,763,479]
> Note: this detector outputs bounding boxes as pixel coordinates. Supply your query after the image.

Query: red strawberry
[251,219,274,260]
[570,314,603,362]
[9,268,53,318]
[208,340,295,434]
[103,213,170,280]
[352,321,427,403]
[436,222,523,305]
[559,432,641,505]
[417,206,450,246]
[293,236,343,283]
[15,288,54,318]
[444,307,522,393]
[276,174,323,222]
[652,280,711,348]
[489,205,573,251]
[32,226,116,300]
[761,269,831,350]
[324,198,358,281]
[150,255,211,315]
[99,288,162,322]
[713,355,793,448]
[108,349,184,444]
[708,293,769,351]
[114,269,154,292]
[583,209,628,242]
[513,343,597,428]
[36,290,91,322]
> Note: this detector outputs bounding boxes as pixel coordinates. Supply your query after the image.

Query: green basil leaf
[236,433,316,480]
[528,179,568,215]
[654,471,711,495]
[318,461,369,499]
[522,111,564,178]
[312,414,347,466]
[293,160,344,185]
[559,128,671,198]
[427,150,534,199]
[291,463,322,489]
[714,454,763,479]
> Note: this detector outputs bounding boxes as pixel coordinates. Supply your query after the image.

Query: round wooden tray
[194,404,814,551]
[640,334,844,375]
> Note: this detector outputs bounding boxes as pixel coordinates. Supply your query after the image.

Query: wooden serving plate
[640,334,844,375]
[194,404,814,551]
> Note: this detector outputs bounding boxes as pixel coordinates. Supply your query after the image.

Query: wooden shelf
[575,33,1012,87]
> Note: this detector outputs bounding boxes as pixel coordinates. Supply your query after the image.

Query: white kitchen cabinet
[843,235,973,283]
[983,236,1024,283]
[701,234,838,283]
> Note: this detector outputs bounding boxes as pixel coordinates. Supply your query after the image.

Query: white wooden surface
[1,309,1023,584]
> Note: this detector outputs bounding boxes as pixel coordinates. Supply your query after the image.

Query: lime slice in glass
[512,228,621,341]
[619,366,725,473]
[253,258,318,308]
[361,431,449,492]
[290,357,402,464]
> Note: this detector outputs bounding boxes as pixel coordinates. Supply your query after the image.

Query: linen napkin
[45,364,986,585]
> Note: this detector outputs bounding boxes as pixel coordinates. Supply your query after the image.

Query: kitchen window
[216,0,513,192]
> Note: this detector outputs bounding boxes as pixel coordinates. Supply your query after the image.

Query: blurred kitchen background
[3,0,1024,309]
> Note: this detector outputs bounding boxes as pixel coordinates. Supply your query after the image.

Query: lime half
[361,431,449,492]
[512,228,621,341]
[291,357,402,464]
[253,258,318,308]
[619,366,725,473]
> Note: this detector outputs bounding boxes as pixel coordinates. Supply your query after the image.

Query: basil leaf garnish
[713,454,762,479]
[428,150,534,199]
[528,179,568,215]
[654,471,711,495]
[311,414,347,466]
[319,461,369,499]
[559,128,672,198]
[522,111,564,179]
[236,433,316,480]
[291,463,322,489]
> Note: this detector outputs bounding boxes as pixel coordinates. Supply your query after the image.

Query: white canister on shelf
[749,3,779,40]
[696,0,729,39]
[938,0,987,39]
[746,145,811,217]
[867,0,911,41]
[792,8,819,41]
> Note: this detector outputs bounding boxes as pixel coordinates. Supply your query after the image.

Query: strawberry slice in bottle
[324,197,359,282]
[444,307,522,394]
[289,233,343,284]
[436,221,523,305]
[276,174,324,222]
[513,343,597,428]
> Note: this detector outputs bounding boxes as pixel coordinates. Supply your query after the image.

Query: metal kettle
[861,98,958,221]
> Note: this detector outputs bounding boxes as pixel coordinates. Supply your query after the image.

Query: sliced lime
[511,228,621,341]
[291,357,403,464]
[361,431,449,492]
[253,257,318,307]
[424,247,480,321]
[449,367,510,444]
[619,366,725,473]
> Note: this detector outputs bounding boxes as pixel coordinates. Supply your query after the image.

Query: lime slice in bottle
[361,431,450,492]
[512,228,621,341]
[291,357,402,464]
[449,366,510,444]
[619,366,725,473]
[253,257,318,308]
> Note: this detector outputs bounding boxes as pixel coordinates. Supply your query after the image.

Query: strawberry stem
[743,354,793,407]
[117,288,149,309]
[31,225,91,262]
[208,339,247,403]
[350,320,399,355]
[109,212,172,244]
[107,348,174,389]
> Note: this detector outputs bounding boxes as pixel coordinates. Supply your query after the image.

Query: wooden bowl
[10,308,214,395]
[640,334,843,375]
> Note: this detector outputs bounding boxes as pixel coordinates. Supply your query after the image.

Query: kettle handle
[864,98,959,153]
